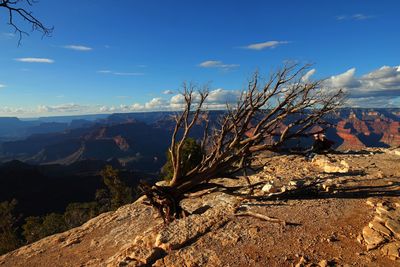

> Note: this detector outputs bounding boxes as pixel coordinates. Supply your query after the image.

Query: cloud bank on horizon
[2,65,399,117]
[323,65,400,107]
[79,64,400,112]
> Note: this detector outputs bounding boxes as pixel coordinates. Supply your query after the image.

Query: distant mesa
[0,109,398,169]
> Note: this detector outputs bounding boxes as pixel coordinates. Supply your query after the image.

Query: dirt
[1,148,399,266]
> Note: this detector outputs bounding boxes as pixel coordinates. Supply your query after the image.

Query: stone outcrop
[336,121,366,150]
[113,135,130,151]
[334,111,400,149]
[1,150,400,266]
[359,200,400,261]
[380,121,400,147]
[312,155,349,173]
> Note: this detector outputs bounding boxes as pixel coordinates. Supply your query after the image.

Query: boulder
[362,226,385,250]
[387,149,400,157]
[262,183,277,193]
[366,198,376,207]
[385,219,400,240]
[381,242,400,260]
[369,221,391,237]
[318,259,328,267]
[312,156,349,173]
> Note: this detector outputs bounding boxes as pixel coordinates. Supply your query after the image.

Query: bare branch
[146,63,345,222]
[0,0,53,45]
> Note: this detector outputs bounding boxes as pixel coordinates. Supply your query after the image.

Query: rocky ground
[1,148,399,267]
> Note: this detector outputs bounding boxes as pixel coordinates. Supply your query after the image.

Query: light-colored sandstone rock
[381,242,400,260]
[376,206,392,218]
[106,229,162,267]
[385,219,400,240]
[374,215,392,224]
[362,226,385,250]
[387,149,400,157]
[389,208,400,221]
[262,183,277,193]
[312,156,349,173]
[369,220,392,237]
[154,247,221,267]
[155,203,235,251]
[357,234,363,244]
[318,259,328,267]
[377,202,387,208]
[366,198,376,207]
[295,256,308,267]
[1,152,399,267]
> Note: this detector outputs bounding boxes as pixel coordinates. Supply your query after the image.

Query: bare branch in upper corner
[0,0,53,45]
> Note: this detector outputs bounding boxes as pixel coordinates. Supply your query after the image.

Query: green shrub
[22,213,67,244]
[0,199,21,254]
[64,202,100,228]
[100,165,133,210]
[161,138,203,181]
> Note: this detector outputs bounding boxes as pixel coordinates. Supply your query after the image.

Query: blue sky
[0,0,399,117]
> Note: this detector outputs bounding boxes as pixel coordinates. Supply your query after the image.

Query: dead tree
[142,63,345,223]
[0,0,53,45]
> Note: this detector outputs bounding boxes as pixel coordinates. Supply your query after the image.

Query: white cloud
[97,70,144,76]
[145,98,167,110]
[199,61,222,68]
[97,70,112,74]
[0,84,6,88]
[324,68,361,89]
[0,103,101,117]
[323,65,400,107]
[99,106,110,112]
[163,90,174,95]
[113,72,145,76]
[37,103,86,113]
[352,14,373,20]
[336,14,374,21]
[169,94,186,109]
[7,65,400,117]
[169,88,240,109]
[119,104,130,112]
[301,69,316,82]
[2,32,15,39]
[207,88,240,104]
[95,88,242,113]
[15,57,54,63]
[243,40,289,50]
[130,103,145,110]
[63,45,93,51]
[0,106,27,115]
[345,96,400,108]
[198,60,239,70]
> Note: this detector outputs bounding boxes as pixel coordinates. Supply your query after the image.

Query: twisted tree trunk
[142,63,345,223]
